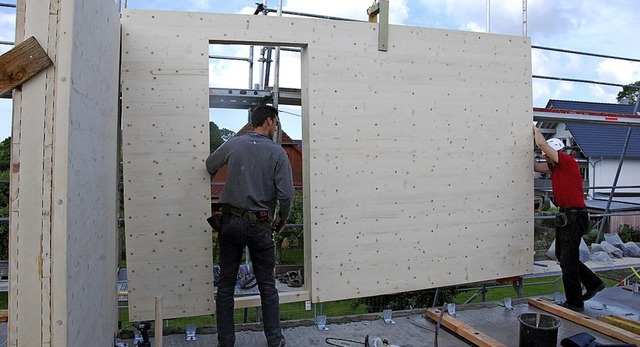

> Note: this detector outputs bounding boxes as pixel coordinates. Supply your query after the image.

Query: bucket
[518,313,560,347]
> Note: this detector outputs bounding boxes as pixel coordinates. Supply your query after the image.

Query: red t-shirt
[549,151,586,208]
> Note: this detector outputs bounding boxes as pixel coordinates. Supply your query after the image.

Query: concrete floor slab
[2,288,637,346]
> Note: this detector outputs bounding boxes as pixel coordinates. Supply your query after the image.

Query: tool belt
[559,207,587,213]
[556,207,587,228]
[221,204,271,229]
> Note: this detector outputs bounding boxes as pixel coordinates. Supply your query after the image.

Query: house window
[579,165,589,182]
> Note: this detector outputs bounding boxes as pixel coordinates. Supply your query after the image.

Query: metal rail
[532,45,640,63]
[532,75,640,90]
[533,108,640,127]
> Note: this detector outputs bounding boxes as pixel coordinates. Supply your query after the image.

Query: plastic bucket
[518,313,560,347]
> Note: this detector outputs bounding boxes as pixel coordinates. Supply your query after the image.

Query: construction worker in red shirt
[533,126,605,312]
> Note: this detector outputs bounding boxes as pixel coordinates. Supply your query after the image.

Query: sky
[1,0,640,141]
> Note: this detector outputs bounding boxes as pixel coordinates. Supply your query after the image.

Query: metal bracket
[503,297,514,310]
[447,303,458,317]
[316,315,329,330]
[383,309,396,324]
[185,324,197,341]
[367,0,389,51]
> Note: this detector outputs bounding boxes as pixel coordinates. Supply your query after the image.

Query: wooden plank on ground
[0,309,7,322]
[0,36,53,95]
[528,298,640,345]
[426,308,507,347]
[597,315,640,335]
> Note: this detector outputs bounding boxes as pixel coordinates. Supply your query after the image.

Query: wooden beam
[528,298,640,345]
[597,315,640,335]
[367,0,380,23]
[0,36,53,95]
[425,308,507,347]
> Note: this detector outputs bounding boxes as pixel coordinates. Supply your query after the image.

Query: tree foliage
[0,137,9,260]
[209,122,235,153]
[616,80,640,105]
[352,287,457,313]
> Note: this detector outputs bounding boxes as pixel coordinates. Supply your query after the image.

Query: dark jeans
[216,214,283,347]
[555,210,602,307]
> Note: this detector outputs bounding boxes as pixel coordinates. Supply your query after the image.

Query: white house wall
[591,159,640,194]
[121,9,533,317]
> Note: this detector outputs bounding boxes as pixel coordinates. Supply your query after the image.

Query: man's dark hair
[251,105,278,128]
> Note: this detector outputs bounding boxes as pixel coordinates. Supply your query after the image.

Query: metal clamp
[367,0,389,52]
[383,309,395,324]
[185,324,197,341]
[316,315,329,331]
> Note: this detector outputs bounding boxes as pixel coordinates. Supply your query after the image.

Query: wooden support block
[367,1,380,23]
[528,298,640,345]
[155,296,163,347]
[425,308,507,347]
[0,309,8,322]
[0,36,53,95]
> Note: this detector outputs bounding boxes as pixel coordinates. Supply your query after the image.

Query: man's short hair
[251,105,278,128]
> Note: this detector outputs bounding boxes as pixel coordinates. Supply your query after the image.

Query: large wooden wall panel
[121,13,214,321]
[11,0,121,345]
[52,0,122,345]
[9,2,51,345]
[121,10,532,312]
[304,22,532,302]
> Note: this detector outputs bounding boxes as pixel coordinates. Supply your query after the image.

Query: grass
[0,291,6,309]
[118,299,364,329]
[452,275,619,305]
[279,248,303,265]
[118,275,621,330]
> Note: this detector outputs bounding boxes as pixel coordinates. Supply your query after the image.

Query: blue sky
[1,0,639,141]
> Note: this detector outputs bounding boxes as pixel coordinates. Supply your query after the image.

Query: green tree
[352,287,457,313]
[0,137,10,260]
[616,80,640,105]
[209,122,235,153]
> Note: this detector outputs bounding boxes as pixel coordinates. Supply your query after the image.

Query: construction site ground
[114,285,638,346]
[1,269,638,346]
[0,287,638,346]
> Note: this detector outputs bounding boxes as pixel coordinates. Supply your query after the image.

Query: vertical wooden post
[155,296,163,347]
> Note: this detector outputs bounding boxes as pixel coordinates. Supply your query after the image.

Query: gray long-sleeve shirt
[205,132,295,222]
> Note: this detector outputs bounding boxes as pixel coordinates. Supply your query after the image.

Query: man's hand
[272,216,287,233]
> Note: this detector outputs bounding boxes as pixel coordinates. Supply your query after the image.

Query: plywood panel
[303,24,532,302]
[121,13,214,321]
[121,10,532,312]
[53,1,122,344]
[10,1,55,346]
[11,0,121,346]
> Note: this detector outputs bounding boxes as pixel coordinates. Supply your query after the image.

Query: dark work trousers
[555,210,601,307]
[216,214,283,347]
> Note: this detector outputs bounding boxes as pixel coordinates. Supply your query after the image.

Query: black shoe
[582,282,606,301]
[559,301,584,313]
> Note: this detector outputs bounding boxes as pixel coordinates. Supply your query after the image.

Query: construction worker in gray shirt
[206,104,294,347]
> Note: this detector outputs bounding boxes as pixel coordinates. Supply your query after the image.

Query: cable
[434,303,447,347]
[408,317,436,333]
[325,336,366,346]
[278,109,301,117]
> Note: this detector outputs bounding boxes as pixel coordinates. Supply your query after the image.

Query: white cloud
[0,11,16,44]
[461,21,484,33]
[596,59,640,86]
[0,99,11,141]
[284,0,408,24]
